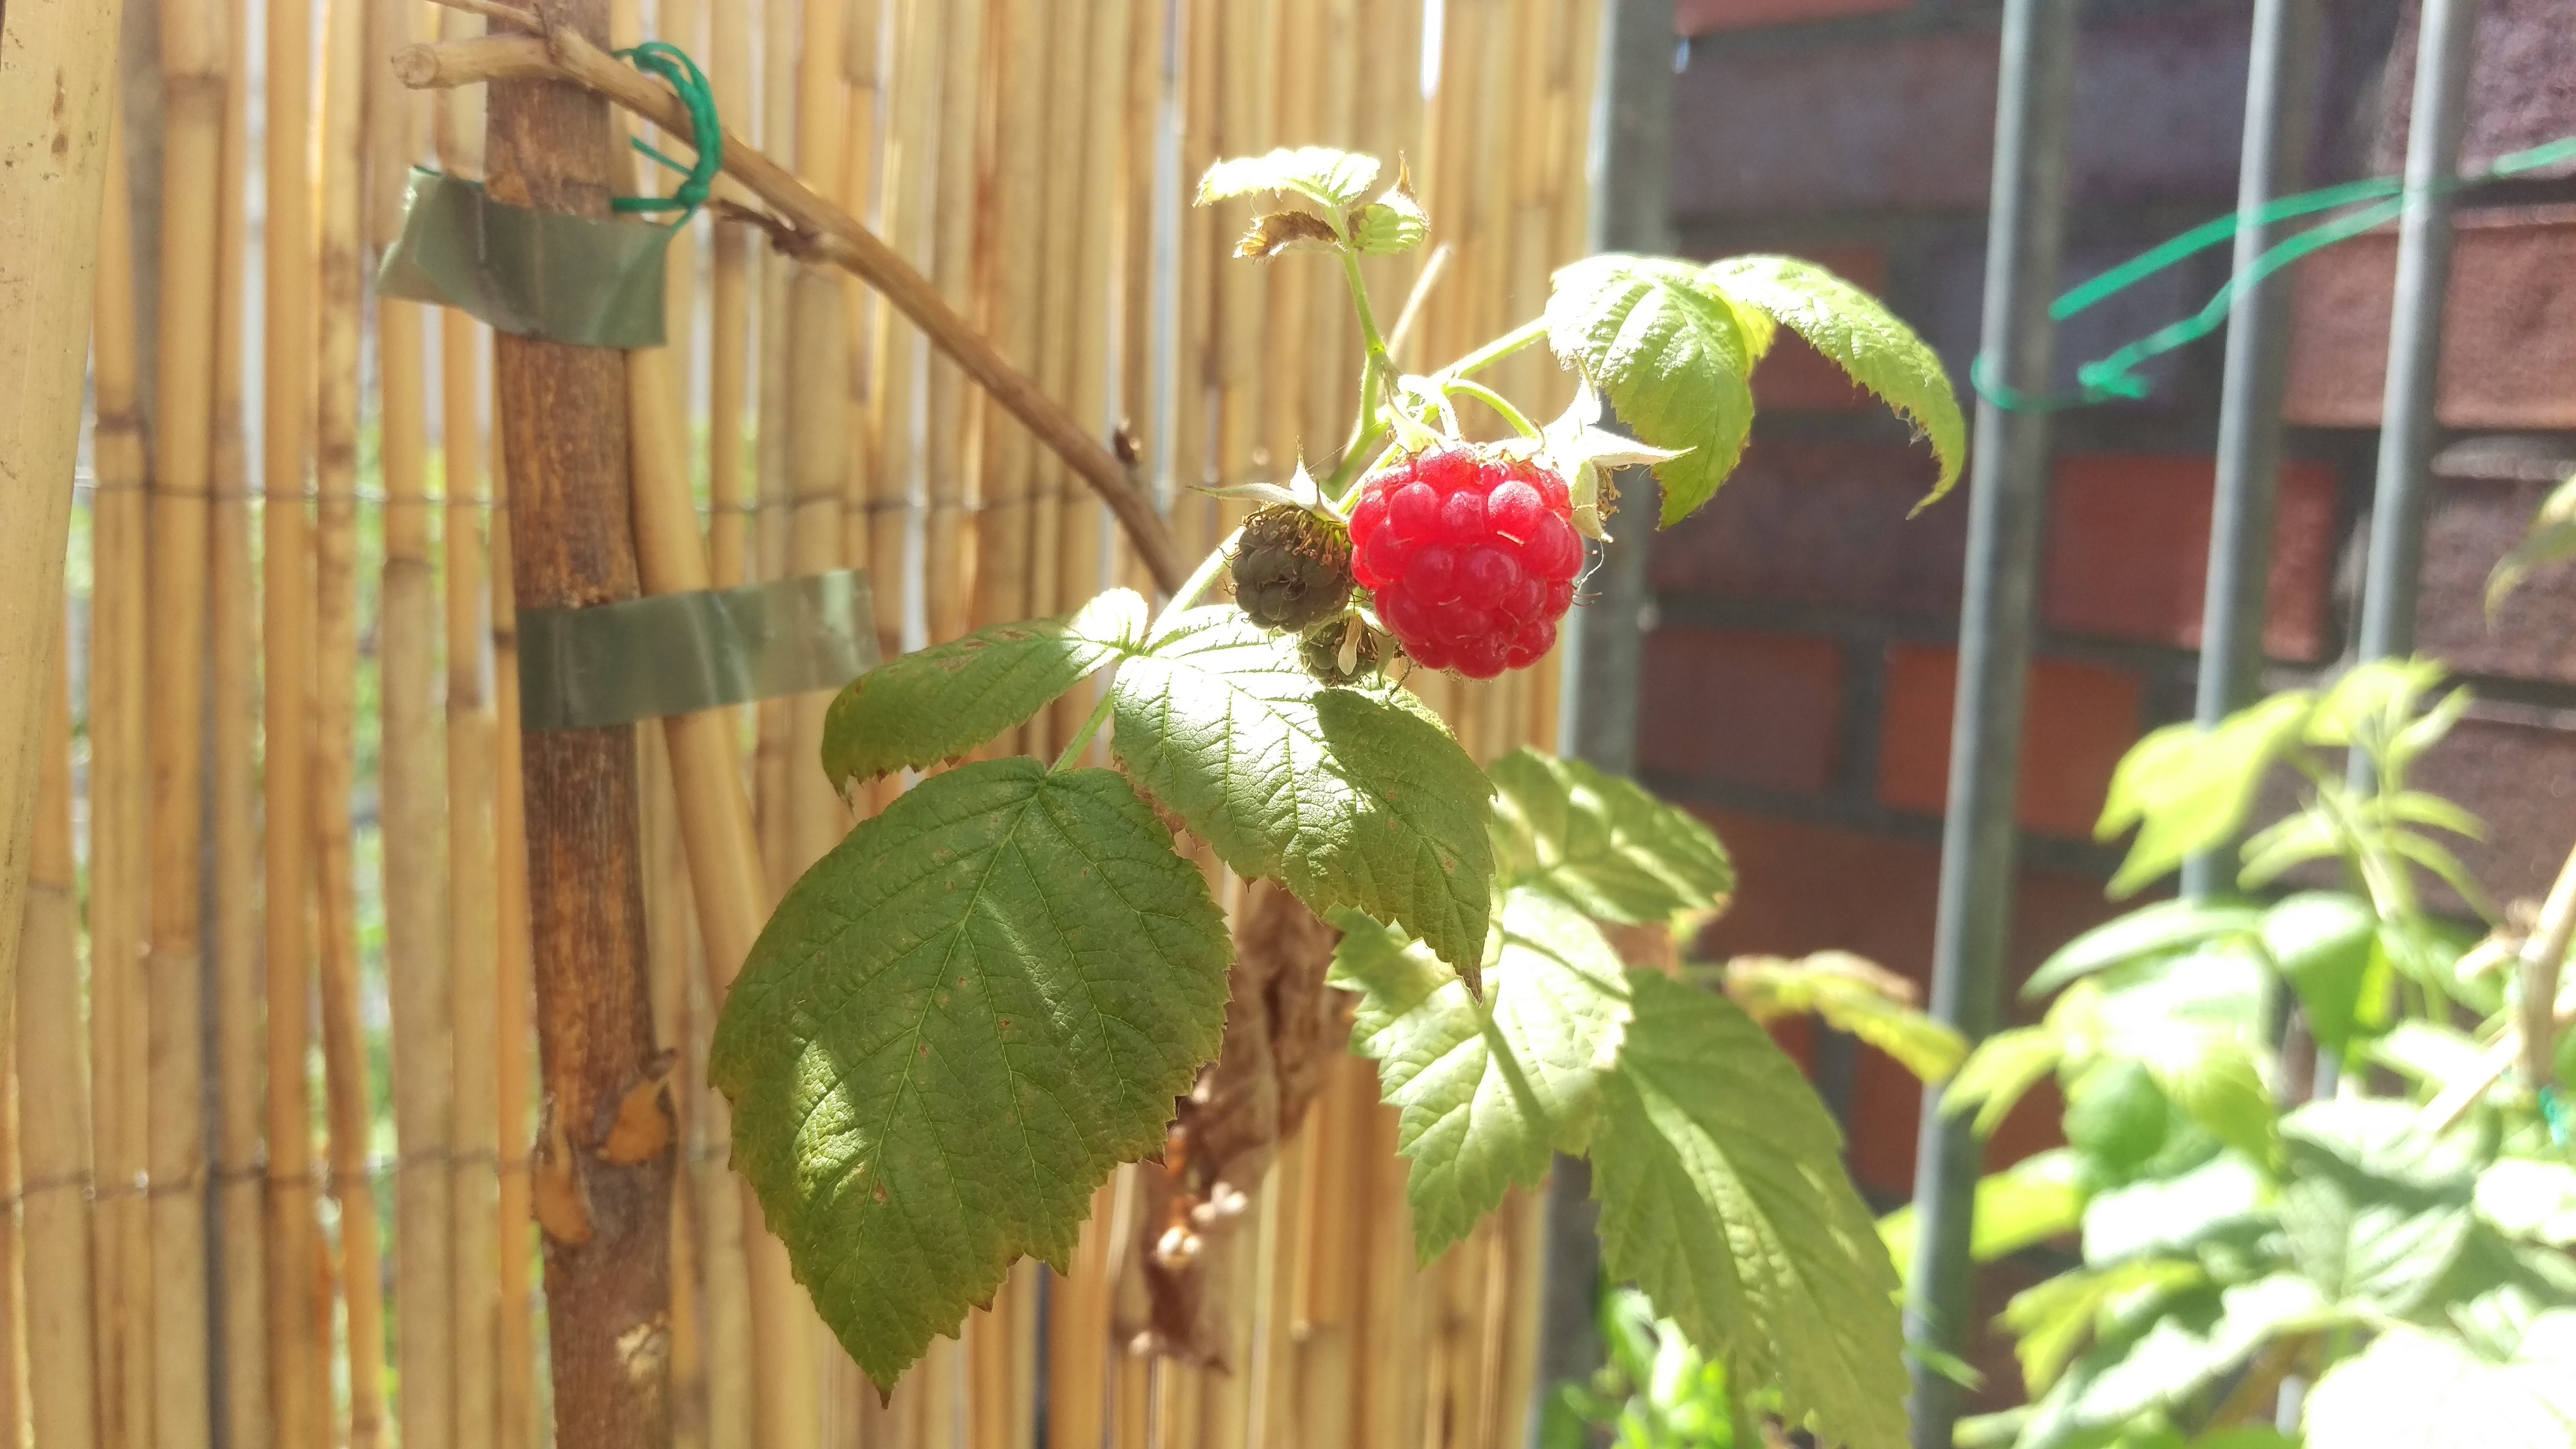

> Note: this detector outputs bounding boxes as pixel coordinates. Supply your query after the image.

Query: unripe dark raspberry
[1230,504,1354,632]
[1298,616,1384,686]
[1347,443,1579,679]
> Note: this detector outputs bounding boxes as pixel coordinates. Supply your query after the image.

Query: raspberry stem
[1439,378,1542,441]
[1050,689,1116,772]
[1438,316,1547,380]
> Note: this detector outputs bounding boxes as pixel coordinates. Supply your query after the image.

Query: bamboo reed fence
[9,0,1605,1444]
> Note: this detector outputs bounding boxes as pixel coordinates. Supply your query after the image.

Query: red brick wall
[1647,0,2576,1406]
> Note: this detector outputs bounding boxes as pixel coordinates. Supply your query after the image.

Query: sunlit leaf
[1544,255,1764,527]
[2099,692,2315,898]
[1196,146,1381,209]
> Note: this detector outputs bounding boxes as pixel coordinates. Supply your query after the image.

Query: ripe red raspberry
[1347,443,1582,679]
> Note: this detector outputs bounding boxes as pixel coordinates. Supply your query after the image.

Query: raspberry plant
[713,145,1963,1445]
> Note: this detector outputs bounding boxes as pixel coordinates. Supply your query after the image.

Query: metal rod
[2352,0,2480,672]
[1904,0,2076,1442]
[2180,0,2323,901]
[1530,1,1678,1439]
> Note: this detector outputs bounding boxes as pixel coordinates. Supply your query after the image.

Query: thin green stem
[1150,526,1243,640]
[1052,690,1116,772]
[1339,247,1394,446]
[1442,378,1543,440]
[1438,316,1547,380]
[1324,419,1392,505]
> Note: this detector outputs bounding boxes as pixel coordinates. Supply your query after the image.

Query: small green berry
[1230,504,1354,632]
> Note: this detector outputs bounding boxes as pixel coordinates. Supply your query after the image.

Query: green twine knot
[2543,1083,2570,1148]
[1973,131,2576,414]
[612,40,723,228]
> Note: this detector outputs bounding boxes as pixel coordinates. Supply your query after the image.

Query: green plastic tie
[1973,132,2576,414]
[2543,1083,2569,1148]
[611,40,723,228]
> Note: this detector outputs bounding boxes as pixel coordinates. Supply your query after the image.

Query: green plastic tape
[376,167,672,348]
[518,571,879,731]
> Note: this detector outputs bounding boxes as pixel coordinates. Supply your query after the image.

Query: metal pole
[1530,1,1676,1439]
[2351,0,2481,672]
[1904,0,2075,1443]
[2180,0,2323,902]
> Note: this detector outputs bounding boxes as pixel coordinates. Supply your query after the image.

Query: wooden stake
[314,2,391,1438]
[260,0,329,1435]
[0,0,125,1018]
[19,623,96,1449]
[486,3,676,1440]
[88,93,157,1449]
[489,400,542,1449]
[371,3,460,1442]
[210,0,273,1435]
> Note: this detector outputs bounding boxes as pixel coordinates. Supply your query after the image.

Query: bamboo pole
[0,757,24,1448]
[489,400,542,1449]
[20,627,96,1449]
[1047,0,1130,752]
[435,20,505,1444]
[1168,0,1219,561]
[1211,0,1272,544]
[88,95,156,1449]
[625,279,791,1449]
[706,0,751,591]
[922,0,984,647]
[748,2,819,1438]
[146,1,227,1438]
[1047,1184,1118,1449]
[1020,0,1092,752]
[210,0,272,1435]
[971,0,1044,639]
[842,0,886,653]
[371,3,460,1443]
[314,1,391,1439]
[260,0,328,1435]
[486,4,677,1440]
[0,0,125,1014]
[1110,0,1159,603]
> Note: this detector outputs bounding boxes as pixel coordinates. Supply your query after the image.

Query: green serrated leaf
[1111,607,1493,974]
[2024,899,2267,1000]
[1996,1256,2206,1395]
[1946,1023,2067,1138]
[2305,1322,2576,1449]
[1487,748,1734,925]
[1196,146,1381,210]
[1331,888,1631,1259]
[1700,255,1966,512]
[1592,972,1908,1449]
[1879,1149,2085,1288]
[2487,470,2576,614]
[820,589,1148,790]
[1725,952,1967,1081]
[2278,1099,2477,1315]
[2098,691,2316,897]
[2478,1158,2576,1247]
[1544,254,1762,527]
[1349,188,1428,255]
[2052,1275,2336,1436]
[2258,892,2382,1055]
[710,759,1231,1389]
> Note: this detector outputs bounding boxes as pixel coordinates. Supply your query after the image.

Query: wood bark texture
[486,4,676,1442]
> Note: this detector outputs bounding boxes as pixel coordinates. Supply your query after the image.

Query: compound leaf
[1112,607,1493,976]
[1545,254,1763,527]
[1332,888,1631,1259]
[822,588,1148,790]
[1725,951,1966,1082]
[1701,254,1965,512]
[1592,972,1908,1449]
[711,759,1231,1389]
[1488,748,1734,925]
